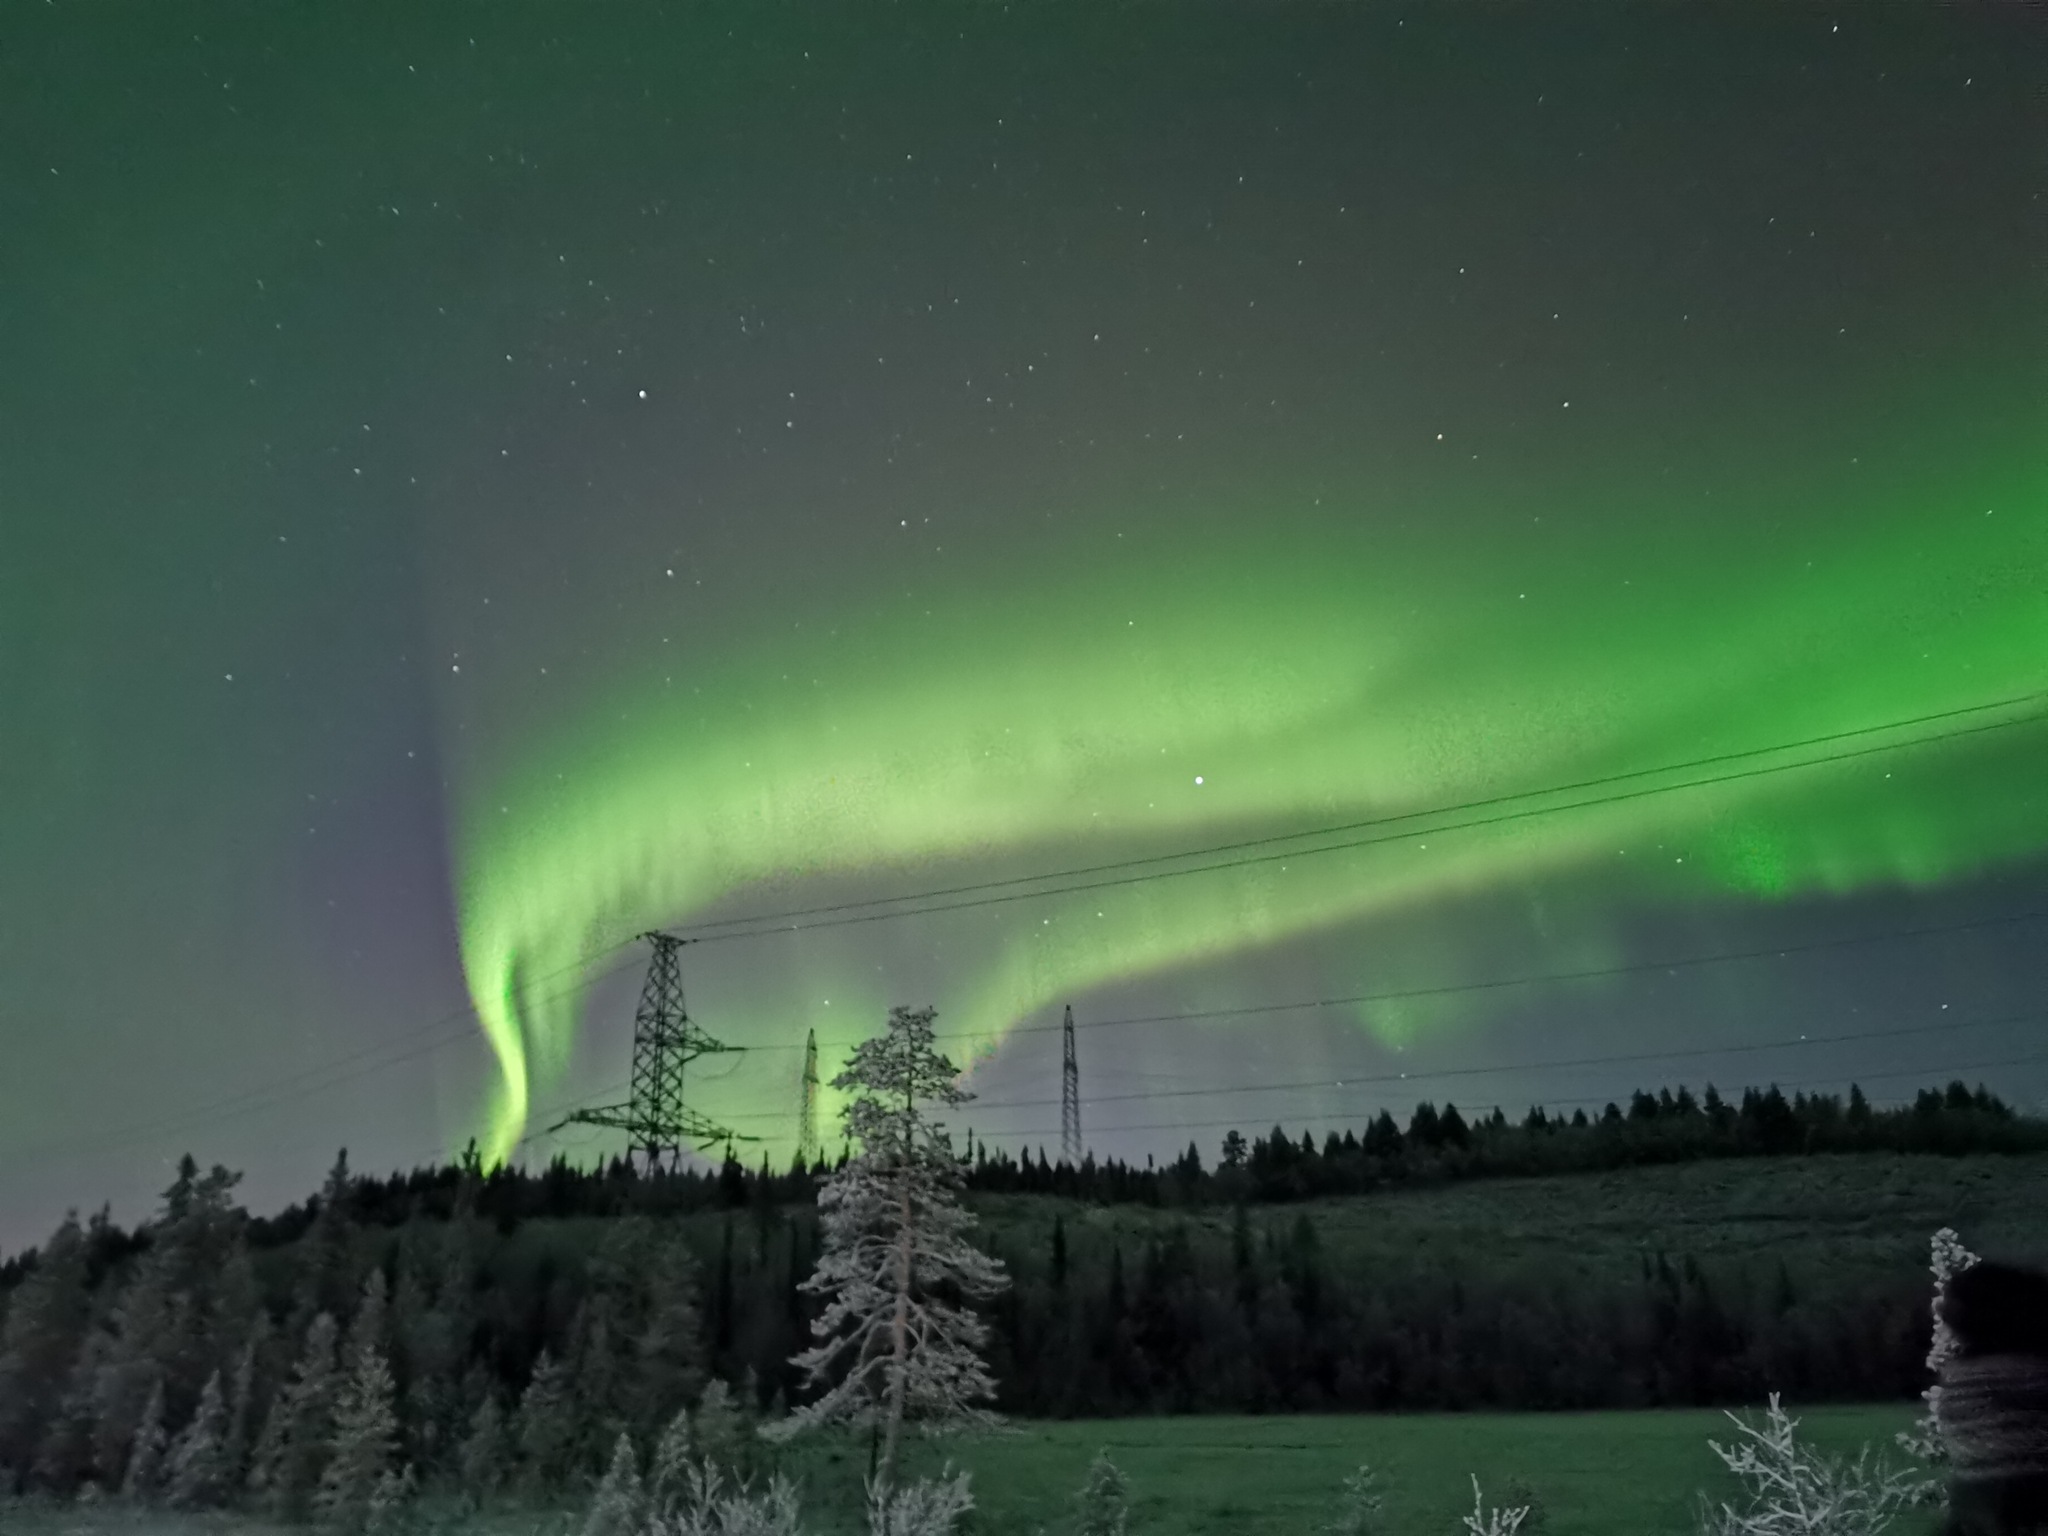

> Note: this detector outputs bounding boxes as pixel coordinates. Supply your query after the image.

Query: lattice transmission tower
[795,1027,821,1170]
[1060,1004,1083,1166]
[553,933,749,1170]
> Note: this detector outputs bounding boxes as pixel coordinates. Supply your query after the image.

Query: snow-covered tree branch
[1699,1394,1929,1536]
[1898,1227,1978,1469]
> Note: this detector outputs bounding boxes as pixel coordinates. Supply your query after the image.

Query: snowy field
[3,1402,1929,1536]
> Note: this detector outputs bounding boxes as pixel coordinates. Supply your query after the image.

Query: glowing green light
[452,451,2047,1164]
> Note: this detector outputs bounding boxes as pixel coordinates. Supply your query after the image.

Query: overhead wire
[672,692,2048,943]
[10,692,2045,1178]
[668,687,2048,939]
[756,906,2048,1055]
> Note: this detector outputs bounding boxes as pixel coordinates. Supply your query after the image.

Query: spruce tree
[693,1378,749,1478]
[31,1328,111,1495]
[516,1348,578,1492]
[222,1328,264,1494]
[164,1368,229,1509]
[571,1300,626,1471]
[635,1228,707,1431]
[247,1390,290,1508]
[121,1379,168,1503]
[1326,1465,1384,1536]
[365,1465,416,1535]
[778,1006,1008,1490]
[296,1151,358,1332]
[1076,1450,1130,1536]
[0,1213,93,1474]
[388,1257,447,1467]
[457,1395,512,1506]
[315,1274,402,1534]
[646,1405,693,1507]
[343,1267,389,1375]
[584,1431,644,1536]
[93,1159,257,1486]
[249,1311,342,1521]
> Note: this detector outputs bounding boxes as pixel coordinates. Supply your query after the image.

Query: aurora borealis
[4,2,2045,1241]
[458,451,2048,1162]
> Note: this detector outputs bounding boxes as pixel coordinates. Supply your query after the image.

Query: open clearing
[5,1402,1928,1536]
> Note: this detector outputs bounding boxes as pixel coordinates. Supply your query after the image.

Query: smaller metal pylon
[796,1026,821,1170]
[1060,1005,1083,1167]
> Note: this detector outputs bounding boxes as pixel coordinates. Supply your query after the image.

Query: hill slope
[443,1151,2047,1419]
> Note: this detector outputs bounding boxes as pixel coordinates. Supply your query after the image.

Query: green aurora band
[453,448,2047,1165]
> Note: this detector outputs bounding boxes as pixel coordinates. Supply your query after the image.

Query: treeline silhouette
[969,1079,2045,1207]
[0,1078,2034,1505]
[198,1077,2041,1238]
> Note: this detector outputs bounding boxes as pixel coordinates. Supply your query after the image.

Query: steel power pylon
[795,1027,821,1170]
[553,933,749,1170]
[1060,1004,1083,1166]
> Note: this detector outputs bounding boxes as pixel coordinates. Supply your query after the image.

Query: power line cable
[754,907,2047,1055]
[678,711,2047,943]
[670,693,2048,943]
[670,689,2048,938]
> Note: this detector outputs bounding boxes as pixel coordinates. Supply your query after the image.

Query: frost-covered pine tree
[222,1328,264,1492]
[458,1394,512,1505]
[693,1378,749,1478]
[0,1212,92,1476]
[591,1448,973,1536]
[1700,1394,1928,1536]
[657,1461,808,1536]
[314,1275,403,1534]
[585,1431,645,1536]
[517,1348,579,1492]
[122,1379,169,1503]
[93,1159,258,1491]
[648,1404,694,1507]
[775,1005,1008,1490]
[868,1466,976,1536]
[247,1381,291,1507]
[636,1227,708,1427]
[1076,1450,1130,1536]
[1325,1464,1383,1536]
[365,1465,416,1536]
[1899,1227,1980,1466]
[164,1368,230,1509]
[32,1326,112,1495]
[250,1311,342,1521]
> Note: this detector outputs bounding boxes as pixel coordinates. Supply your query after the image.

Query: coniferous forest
[0,1079,2043,1505]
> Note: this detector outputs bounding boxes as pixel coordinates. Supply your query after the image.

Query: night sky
[5,3,2045,1249]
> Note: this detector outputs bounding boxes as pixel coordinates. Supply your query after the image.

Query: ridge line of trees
[79,1077,2021,1244]
[1,1076,2037,1509]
